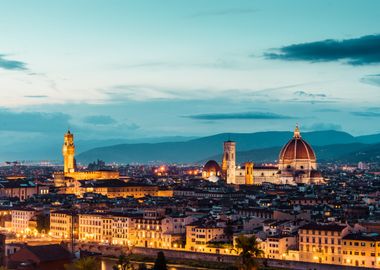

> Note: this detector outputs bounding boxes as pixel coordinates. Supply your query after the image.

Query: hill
[76,130,358,164]
[203,143,371,164]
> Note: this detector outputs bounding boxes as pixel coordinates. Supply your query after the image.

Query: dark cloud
[351,111,380,117]
[190,8,256,18]
[184,111,293,120]
[83,115,116,125]
[361,74,380,86]
[0,54,27,70]
[293,91,327,98]
[0,110,70,132]
[264,34,380,65]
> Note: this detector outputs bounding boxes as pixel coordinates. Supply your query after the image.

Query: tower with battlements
[62,130,75,173]
[222,140,236,184]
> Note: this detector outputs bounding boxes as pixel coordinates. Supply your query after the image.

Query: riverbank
[102,254,234,270]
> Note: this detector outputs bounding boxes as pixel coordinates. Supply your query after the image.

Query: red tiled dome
[203,160,221,173]
[279,126,316,161]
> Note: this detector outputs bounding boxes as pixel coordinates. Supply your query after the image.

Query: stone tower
[245,162,254,185]
[222,140,236,184]
[62,130,75,173]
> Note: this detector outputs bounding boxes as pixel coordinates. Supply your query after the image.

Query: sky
[0,0,380,153]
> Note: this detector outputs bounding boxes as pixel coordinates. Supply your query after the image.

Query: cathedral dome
[203,160,221,173]
[279,126,316,163]
[202,160,222,179]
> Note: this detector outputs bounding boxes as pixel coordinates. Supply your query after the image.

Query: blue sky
[0,0,380,147]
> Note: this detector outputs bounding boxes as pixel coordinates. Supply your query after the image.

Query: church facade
[203,126,324,185]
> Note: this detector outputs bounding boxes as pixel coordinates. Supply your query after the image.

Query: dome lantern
[294,124,301,138]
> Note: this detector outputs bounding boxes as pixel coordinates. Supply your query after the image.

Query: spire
[294,124,301,138]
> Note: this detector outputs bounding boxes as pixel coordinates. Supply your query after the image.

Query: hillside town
[0,128,378,269]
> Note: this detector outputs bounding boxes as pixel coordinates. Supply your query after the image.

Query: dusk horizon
[0,2,380,270]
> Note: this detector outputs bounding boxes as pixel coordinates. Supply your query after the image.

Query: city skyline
[0,0,380,150]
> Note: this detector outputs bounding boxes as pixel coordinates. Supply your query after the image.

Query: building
[298,223,351,265]
[55,130,119,187]
[11,208,36,233]
[0,180,49,201]
[50,210,78,239]
[222,140,236,184]
[185,221,229,252]
[7,244,71,270]
[278,125,323,184]
[111,213,134,246]
[342,232,380,268]
[263,235,297,260]
[78,212,114,243]
[74,179,159,198]
[202,160,221,180]
[204,125,324,185]
[62,130,75,174]
[130,209,189,249]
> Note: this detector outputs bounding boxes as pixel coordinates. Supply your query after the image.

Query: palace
[54,130,119,188]
[203,125,324,185]
[54,130,174,198]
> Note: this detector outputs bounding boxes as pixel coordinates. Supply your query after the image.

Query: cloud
[24,95,48,99]
[0,109,70,132]
[83,115,117,125]
[0,54,27,70]
[303,122,342,131]
[184,111,293,120]
[351,111,380,117]
[264,34,380,65]
[361,74,380,86]
[189,8,256,18]
[293,91,327,98]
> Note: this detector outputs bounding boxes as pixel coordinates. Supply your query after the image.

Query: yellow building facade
[50,210,78,239]
[299,223,350,265]
[11,209,36,233]
[342,233,380,268]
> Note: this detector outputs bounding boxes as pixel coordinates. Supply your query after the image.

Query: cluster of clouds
[1,32,380,138]
[265,34,380,66]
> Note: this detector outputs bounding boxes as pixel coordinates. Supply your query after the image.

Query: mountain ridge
[76,130,380,164]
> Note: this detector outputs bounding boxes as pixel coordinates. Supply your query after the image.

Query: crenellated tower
[62,130,75,173]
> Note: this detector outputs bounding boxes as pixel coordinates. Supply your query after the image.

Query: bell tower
[62,130,75,173]
[222,140,236,184]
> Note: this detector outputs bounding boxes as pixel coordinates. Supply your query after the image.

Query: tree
[65,256,100,270]
[224,219,234,242]
[138,263,148,270]
[235,235,263,270]
[112,253,131,270]
[36,213,50,233]
[153,251,167,270]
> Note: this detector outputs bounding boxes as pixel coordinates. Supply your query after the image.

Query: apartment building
[50,210,78,239]
[11,208,36,233]
[299,223,351,265]
[342,232,380,268]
